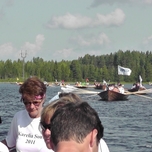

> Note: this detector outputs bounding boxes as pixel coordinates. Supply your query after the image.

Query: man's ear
[90,129,98,147]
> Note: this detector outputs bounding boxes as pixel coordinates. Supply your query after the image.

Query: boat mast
[21,50,27,81]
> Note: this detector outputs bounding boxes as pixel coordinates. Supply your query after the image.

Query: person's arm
[0,141,9,152]
[1,112,19,151]
[1,139,15,150]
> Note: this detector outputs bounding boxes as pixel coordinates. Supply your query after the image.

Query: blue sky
[0,0,152,61]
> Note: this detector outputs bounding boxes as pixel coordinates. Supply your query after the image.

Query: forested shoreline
[0,50,152,83]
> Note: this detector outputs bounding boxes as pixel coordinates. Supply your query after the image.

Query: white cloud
[0,43,14,54]
[70,33,111,47]
[94,9,125,26]
[53,48,73,59]
[91,0,152,7]
[46,9,125,29]
[143,35,152,45]
[0,43,17,60]
[46,13,92,29]
[139,35,152,52]
[0,34,45,61]
[21,34,45,56]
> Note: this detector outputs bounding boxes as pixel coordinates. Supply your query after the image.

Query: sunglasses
[40,122,50,131]
[23,100,42,107]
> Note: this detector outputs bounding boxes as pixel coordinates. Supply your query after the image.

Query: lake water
[0,83,152,152]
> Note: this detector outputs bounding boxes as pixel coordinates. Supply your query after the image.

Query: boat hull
[74,86,87,89]
[98,90,129,101]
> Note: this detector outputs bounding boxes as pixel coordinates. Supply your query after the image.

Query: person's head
[59,92,82,102]
[50,102,104,152]
[40,93,82,149]
[19,76,46,118]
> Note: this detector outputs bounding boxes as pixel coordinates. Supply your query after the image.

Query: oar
[72,89,100,94]
[133,94,152,100]
[61,85,100,94]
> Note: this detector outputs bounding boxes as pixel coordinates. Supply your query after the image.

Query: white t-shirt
[6,110,53,152]
[0,142,9,152]
[98,138,110,152]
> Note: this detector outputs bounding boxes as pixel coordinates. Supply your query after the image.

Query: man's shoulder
[98,138,110,152]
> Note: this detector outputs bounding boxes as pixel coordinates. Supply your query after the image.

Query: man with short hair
[50,101,104,152]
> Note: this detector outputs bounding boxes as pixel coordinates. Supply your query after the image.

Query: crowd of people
[0,76,110,152]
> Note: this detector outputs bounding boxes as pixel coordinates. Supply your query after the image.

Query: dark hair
[50,102,104,146]
[19,76,46,101]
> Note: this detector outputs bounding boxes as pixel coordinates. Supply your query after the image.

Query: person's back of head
[50,101,104,152]
[59,92,82,102]
[40,94,83,149]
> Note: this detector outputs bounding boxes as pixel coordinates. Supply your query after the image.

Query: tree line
[0,50,152,83]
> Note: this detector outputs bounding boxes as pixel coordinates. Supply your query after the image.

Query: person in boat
[1,76,52,152]
[0,117,9,152]
[49,101,105,152]
[108,84,115,91]
[40,93,110,152]
[115,82,125,94]
[129,82,140,92]
[108,83,125,94]
[117,84,125,94]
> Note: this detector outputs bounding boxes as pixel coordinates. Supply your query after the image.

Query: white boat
[61,85,78,93]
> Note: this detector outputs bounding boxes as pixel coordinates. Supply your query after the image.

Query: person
[58,92,82,101]
[1,76,52,152]
[0,142,9,152]
[49,92,82,103]
[40,93,110,152]
[0,118,9,152]
[40,93,82,149]
[49,101,104,152]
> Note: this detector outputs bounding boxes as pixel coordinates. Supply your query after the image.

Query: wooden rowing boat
[127,84,146,95]
[98,90,129,101]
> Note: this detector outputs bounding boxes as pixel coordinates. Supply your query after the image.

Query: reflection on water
[0,83,152,152]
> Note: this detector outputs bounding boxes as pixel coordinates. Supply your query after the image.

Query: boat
[127,76,146,94]
[61,85,78,93]
[74,85,88,88]
[94,79,108,90]
[98,90,129,101]
[43,81,49,87]
[74,82,88,88]
[94,83,107,90]
[148,82,152,85]
[16,82,23,85]
[97,83,128,101]
[128,85,146,92]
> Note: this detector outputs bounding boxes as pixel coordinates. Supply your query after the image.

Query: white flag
[139,75,142,86]
[118,65,132,76]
